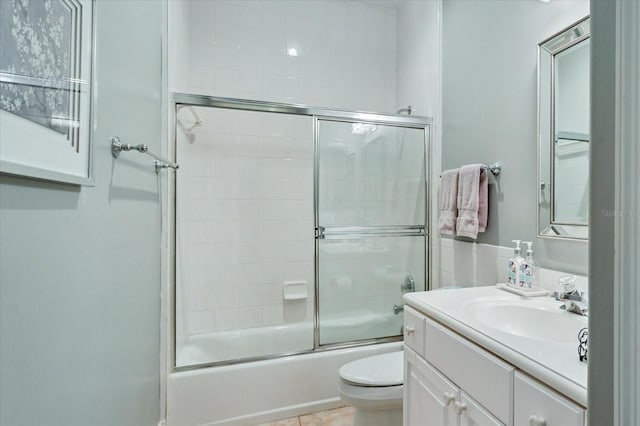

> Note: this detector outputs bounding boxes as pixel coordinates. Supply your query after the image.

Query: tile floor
[255,405,355,426]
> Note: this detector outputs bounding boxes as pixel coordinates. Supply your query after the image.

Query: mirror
[538,17,590,240]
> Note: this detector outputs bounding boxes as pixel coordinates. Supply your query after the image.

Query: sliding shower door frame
[170,93,432,371]
[312,115,430,349]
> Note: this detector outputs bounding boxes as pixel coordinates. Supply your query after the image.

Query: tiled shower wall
[170,0,398,112]
[169,0,430,344]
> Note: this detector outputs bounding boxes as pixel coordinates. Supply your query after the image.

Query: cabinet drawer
[514,371,585,426]
[424,317,514,425]
[404,306,425,356]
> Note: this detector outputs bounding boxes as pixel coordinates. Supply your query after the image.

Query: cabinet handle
[529,414,547,426]
[443,392,455,405]
[454,401,467,415]
[405,325,415,336]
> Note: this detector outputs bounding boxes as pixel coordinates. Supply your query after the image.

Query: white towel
[456,164,486,239]
[438,169,459,235]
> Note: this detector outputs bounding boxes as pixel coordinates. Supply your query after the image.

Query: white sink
[462,298,587,343]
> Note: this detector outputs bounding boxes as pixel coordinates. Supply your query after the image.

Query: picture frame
[0,0,94,185]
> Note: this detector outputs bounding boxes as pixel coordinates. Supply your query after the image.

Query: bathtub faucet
[393,304,404,315]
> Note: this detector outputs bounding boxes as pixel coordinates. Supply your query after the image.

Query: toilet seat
[339,351,403,387]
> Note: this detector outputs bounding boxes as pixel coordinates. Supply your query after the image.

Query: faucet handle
[558,275,577,293]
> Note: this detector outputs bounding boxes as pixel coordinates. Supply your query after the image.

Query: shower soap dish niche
[283,281,308,302]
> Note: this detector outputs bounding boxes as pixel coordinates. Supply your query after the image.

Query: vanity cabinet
[404,307,505,426]
[404,306,587,426]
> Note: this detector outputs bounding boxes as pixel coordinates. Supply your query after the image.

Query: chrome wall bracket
[111,136,179,172]
[487,162,502,177]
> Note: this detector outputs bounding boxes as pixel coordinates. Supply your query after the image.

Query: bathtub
[176,312,401,367]
[168,321,403,426]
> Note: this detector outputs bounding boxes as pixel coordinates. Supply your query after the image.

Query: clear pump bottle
[507,240,524,286]
[518,241,539,289]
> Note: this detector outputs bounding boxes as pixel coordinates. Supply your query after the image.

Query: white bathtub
[168,321,402,426]
[176,313,401,367]
[176,323,314,367]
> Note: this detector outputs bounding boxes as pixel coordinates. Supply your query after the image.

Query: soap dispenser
[507,240,524,286]
[518,241,539,289]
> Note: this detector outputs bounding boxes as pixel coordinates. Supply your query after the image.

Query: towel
[456,164,488,239]
[438,169,459,235]
[478,168,489,232]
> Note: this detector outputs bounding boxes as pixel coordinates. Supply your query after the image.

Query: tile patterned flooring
[255,405,355,426]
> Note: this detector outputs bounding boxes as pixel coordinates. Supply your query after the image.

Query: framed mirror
[538,16,590,240]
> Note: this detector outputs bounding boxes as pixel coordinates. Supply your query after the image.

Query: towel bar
[440,162,501,178]
[111,136,179,172]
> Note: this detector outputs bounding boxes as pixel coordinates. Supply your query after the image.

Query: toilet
[338,351,403,426]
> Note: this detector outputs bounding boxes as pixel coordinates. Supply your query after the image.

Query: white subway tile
[237,306,263,329]
[284,0,307,24]
[215,308,239,331]
[189,310,215,334]
[262,304,284,326]
[190,43,216,68]
[209,286,238,309]
[240,4,263,30]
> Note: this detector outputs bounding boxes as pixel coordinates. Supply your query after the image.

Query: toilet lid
[339,351,403,387]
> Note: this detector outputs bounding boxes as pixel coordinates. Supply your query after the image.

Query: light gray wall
[442,0,589,274]
[587,0,615,423]
[0,1,164,425]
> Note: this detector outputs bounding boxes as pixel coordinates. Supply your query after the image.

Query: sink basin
[462,298,587,343]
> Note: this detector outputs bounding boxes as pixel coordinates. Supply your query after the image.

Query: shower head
[177,105,203,133]
[396,105,412,115]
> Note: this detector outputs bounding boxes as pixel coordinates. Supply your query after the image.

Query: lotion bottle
[518,241,539,289]
[507,240,524,286]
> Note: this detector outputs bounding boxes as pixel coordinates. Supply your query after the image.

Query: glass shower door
[175,105,315,367]
[316,119,427,345]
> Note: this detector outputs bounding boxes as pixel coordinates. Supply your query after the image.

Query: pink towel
[438,169,459,235]
[456,164,488,239]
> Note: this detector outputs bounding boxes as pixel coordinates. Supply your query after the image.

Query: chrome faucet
[393,304,404,315]
[401,275,415,293]
[394,275,415,315]
[550,289,588,316]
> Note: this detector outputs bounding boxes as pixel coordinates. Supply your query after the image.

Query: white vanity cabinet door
[458,391,505,426]
[404,347,458,426]
[514,372,585,426]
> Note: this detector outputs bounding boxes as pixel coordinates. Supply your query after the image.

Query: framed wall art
[0,0,94,185]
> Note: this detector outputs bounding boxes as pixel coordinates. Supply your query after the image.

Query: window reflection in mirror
[538,17,590,240]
